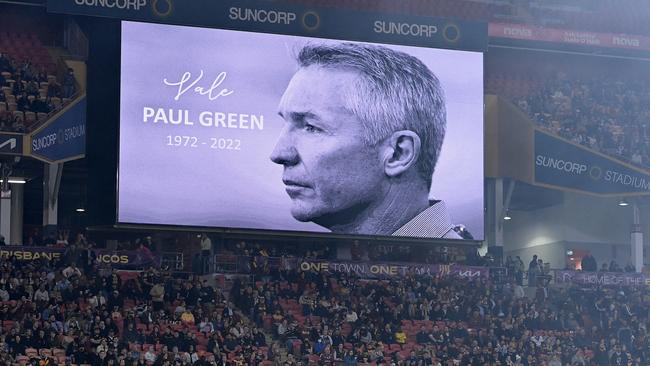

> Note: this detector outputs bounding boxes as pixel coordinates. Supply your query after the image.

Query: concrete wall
[505,241,565,268]
[503,190,641,269]
[503,202,566,268]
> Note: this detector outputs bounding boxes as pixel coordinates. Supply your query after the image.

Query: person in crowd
[36,66,48,83]
[47,81,62,99]
[12,76,24,96]
[16,92,29,112]
[31,96,49,114]
[581,252,597,271]
[63,68,76,98]
[200,233,213,275]
[25,80,38,96]
[528,254,540,287]
[0,53,12,72]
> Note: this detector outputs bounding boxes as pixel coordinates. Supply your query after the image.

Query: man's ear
[382,130,421,177]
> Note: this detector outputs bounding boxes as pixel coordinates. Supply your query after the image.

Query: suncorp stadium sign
[534,130,650,195]
[29,97,86,163]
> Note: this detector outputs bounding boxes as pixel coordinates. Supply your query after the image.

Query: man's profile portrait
[270,42,460,238]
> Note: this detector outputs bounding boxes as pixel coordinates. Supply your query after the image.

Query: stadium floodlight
[618,199,629,207]
[75,208,86,213]
[503,212,512,221]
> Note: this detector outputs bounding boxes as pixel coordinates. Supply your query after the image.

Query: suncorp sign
[47,0,487,52]
[30,97,86,163]
[73,0,147,11]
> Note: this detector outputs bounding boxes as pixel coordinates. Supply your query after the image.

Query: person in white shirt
[88,292,106,308]
[345,309,358,323]
[144,346,157,362]
[188,345,200,363]
[62,265,81,279]
[530,334,544,347]
[513,282,525,299]
[0,287,9,302]
[33,284,49,303]
[200,233,212,273]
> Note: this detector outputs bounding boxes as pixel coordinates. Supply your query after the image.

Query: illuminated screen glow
[118,21,484,240]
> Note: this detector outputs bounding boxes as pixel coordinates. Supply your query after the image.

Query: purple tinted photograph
[119,21,484,240]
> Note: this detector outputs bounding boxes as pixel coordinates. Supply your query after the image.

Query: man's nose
[270,127,299,166]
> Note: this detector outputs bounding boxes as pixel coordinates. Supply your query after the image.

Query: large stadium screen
[118,20,484,240]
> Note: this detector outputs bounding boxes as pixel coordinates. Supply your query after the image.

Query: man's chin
[289,203,328,223]
[289,209,317,223]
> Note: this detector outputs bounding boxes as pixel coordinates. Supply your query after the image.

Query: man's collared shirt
[392,200,461,239]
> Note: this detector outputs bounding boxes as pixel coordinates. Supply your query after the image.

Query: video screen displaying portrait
[118,21,484,240]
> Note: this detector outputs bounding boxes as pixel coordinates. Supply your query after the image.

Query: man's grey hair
[297,42,446,187]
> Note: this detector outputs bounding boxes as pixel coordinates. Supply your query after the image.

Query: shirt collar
[391,200,456,238]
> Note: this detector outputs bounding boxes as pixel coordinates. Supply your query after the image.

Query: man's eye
[304,124,321,133]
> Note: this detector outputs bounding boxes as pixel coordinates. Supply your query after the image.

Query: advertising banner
[94,248,159,268]
[489,22,650,52]
[534,130,650,195]
[117,21,485,240]
[298,259,489,279]
[554,270,650,287]
[0,246,63,262]
[30,97,87,163]
[47,0,487,52]
[0,246,158,269]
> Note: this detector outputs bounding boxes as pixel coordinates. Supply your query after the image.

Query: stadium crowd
[234,267,650,366]
[0,242,239,366]
[0,51,76,133]
[0,232,647,366]
[509,72,650,170]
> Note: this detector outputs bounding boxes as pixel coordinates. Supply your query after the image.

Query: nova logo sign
[613,36,640,47]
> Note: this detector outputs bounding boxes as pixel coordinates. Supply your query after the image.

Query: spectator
[47,81,62,99]
[515,256,525,285]
[16,92,29,112]
[25,80,38,96]
[319,345,334,366]
[144,345,156,363]
[200,233,212,274]
[581,252,597,271]
[31,97,49,114]
[63,68,76,98]
[0,53,11,72]
[36,66,48,83]
[394,327,407,344]
[12,76,24,95]
[180,309,195,324]
[149,281,165,311]
[528,254,540,287]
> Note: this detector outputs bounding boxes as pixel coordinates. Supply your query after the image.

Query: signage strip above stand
[47,0,487,52]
